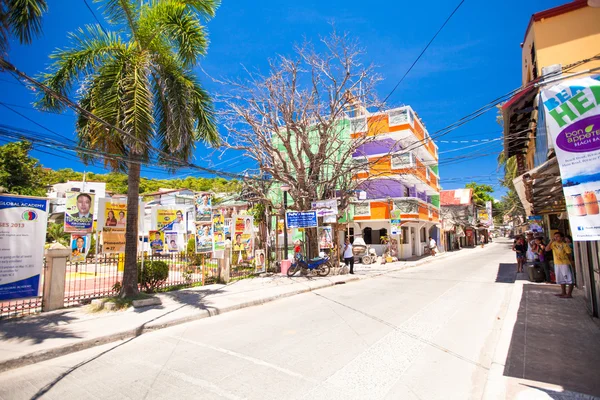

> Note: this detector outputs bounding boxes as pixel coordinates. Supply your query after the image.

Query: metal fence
[0,261,46,320]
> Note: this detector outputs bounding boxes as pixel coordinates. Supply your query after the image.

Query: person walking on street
[512,236,526,273]
[548,232,574,298]
[428,236,437,256]
[343,238,354,274]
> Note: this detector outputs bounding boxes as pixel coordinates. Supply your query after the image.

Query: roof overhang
[502,85,538,159]
[513,157,565,216]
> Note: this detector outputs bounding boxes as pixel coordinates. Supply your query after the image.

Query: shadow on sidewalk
[503,284,600,397]
[496,263,529,284]
[0,311,81,344]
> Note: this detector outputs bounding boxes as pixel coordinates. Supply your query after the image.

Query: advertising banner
[104,202,127,229]
[195,193,212,223]
[286,211,317,229]
[255,250,266,273]
[164,231,181,253]
[0,195,48,300]
[102,228,125,253]
[70,234,90,262]
[195,224,213,253]
[390,210,402,235]
[541,75,600,241]
[155,208,185,232]
[149,230,165,254]
[486,201,493,228]
[232,215,254,265]
[318,226,333,249]
[212,211,225,252]
[64,191,95,233]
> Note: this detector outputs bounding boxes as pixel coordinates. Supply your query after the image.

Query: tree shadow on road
[496,263,529,283]
[0,311,81,344]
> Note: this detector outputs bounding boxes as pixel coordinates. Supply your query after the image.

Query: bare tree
[219,31,389,255]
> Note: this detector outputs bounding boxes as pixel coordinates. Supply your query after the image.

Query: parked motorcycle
[287,252,331,277]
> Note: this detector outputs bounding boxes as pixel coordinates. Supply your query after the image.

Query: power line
[82,0,109,36]
[381,0,466,105]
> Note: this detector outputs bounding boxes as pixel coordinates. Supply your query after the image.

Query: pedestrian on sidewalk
[428,236,437,256]
[512,236,526,273]
[343,238,354,274]
[548,232,574,298]
[534,236,552,283]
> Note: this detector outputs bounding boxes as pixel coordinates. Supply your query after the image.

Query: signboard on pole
[212,211,225,252]
[70,234,90,262]
[541,74,600,241]
[318,226,333,249]
[311,199,338,217]
[0,195,48,300]
[255,250,266,273]
[390,210,402,235]
[64,191,94,233]
[231,215,254,265]
[286,211,317,229]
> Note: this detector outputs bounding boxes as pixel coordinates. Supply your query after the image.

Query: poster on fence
[541,74,600,241]
[64,191,95,233]
[195,224,213,253]
[70,234,90,262]
[165,231,181,253]
[0,195,48,300]
[104,202,127,229]
[102,228,126,253]
[212,211,225,251]
[318,226,333,249]
[195,193,212,223]
[255,250,266,273]
[153,207,185,232]
[232,215,254,266]
[149,230,165,254]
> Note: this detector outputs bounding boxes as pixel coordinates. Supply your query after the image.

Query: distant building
[440,189,477,249]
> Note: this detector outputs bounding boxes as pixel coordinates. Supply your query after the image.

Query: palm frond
[35,24,125,111]
[4,0,47,45]
[176,0,220,19]
[98,0,137,29]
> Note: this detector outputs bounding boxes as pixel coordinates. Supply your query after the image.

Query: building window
[391,153,413,169]
[352,156,369,171]
[350,117,367,133]
[403,186,410,197]
[420,227,426,242]
[426,167,430,181]
[401,227,409,244]
[388,108,408,126]
[428,207,432,218]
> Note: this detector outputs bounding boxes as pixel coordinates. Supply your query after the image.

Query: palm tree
[0,0,47,53]
[47,222,69,246]
[37,0,220,297]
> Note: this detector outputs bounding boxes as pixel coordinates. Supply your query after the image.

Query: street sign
[311,199,338,217]
[286,211,318,229]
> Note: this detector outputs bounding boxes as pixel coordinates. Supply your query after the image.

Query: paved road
[0,240,516,400]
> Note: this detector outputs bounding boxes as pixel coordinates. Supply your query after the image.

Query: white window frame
[354,202,371,217]
[349,116,367,134]
[391,152,414,169]
[426,166,431,181]
[388,108,409,126]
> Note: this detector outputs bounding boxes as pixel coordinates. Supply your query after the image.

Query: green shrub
[137,261,169,292]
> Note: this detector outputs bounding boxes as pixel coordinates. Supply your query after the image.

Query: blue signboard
[527,215,543,221]
[286,211,318,229]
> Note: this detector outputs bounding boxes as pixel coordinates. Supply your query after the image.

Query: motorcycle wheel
[362,256,372,265]
[287,263,301,277]
[317,262,331,277]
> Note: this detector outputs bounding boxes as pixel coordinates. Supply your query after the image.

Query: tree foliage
[465,182,494,206]
[0,141,45,196]
[0,0,47,53]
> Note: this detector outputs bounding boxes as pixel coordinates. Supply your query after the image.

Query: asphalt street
[0,240,516,400]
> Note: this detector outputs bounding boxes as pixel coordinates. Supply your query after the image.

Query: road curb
[0,276,360,373]
[0,245,489,373]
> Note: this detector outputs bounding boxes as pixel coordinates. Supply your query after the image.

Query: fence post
[43,243,71,312]
[219,243,231,283]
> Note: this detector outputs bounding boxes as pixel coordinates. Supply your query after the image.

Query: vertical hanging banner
[0,195,48,300]
[195,224,213,253]
[70,234,90,262]
[541,75,600,241]
[390,210,402,235]
[195,193,212,223]
[149,230,165,254]
[165,231,181,253]
[64,191,94,233]
[212,211,225,252]
[486,201,493,228]
[231,215,254,266]
[318,226,333,249]
[97,199,128,254]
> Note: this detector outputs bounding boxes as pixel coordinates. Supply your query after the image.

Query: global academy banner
[541,75,600,241]
[0,195,48,300]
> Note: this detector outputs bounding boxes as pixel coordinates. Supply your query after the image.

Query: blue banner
[286,211,318,229]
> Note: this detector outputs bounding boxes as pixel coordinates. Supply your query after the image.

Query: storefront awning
[513,157,565,216]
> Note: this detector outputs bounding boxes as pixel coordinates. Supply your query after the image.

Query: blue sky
[0,0,569,197]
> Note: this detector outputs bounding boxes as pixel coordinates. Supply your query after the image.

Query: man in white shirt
[343,238,354,274]
[429,236,437,256]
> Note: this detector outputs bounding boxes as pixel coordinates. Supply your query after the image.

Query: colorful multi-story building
[348,105,441,259]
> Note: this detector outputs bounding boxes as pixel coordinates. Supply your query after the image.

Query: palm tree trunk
[120,155,141,298]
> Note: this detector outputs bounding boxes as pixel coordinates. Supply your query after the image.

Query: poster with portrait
[104,202,127,230]
[195,224,213,253]
[64,191,95,233]
[195,193,212,223]
[70,234,90,262]
[164,231,181,253]
[149,230,165,254]
[232,215,254,266]
[318,226,333,249]
[153,207,185,232]
[212,211,225,252]
[102,228,126,254]
[255,250,266,274]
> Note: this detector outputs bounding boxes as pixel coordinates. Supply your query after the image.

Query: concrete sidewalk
[0,246,481,373]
